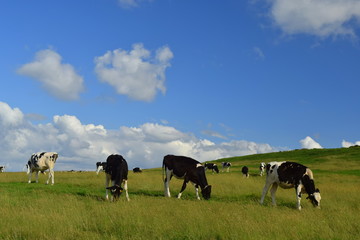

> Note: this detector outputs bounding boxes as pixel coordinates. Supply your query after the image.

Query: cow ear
[315,188,320,193]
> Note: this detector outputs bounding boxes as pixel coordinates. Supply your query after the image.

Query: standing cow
[96,162,107,175]
[242,166,249,178]
[26,152,58,185]
[163,155,212,200]
[221,162,232,172]
[104,154,130,201]
[204,163,219,174]
[259,162,266,176]
[260,161,321,210]
[0,166,5,172]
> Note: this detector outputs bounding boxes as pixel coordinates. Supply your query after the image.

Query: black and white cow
[26,152,58,185]
[204,163,219,174]
[242,166,249,178]
[133,167,142,173]
[0,166,5,172]
[163,155,212,200]
[259,162,266,176]
[260,161,321,210]
[96,162,107,175]
[222,162,232,172]
[104,154,129,201]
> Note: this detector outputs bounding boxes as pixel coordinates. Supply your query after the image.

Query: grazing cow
[242,166,249,178]
[96,162,107,175]
[222,162,232,172]
[26,152,58,185]
[204,163,219,173]
[163,155,212,200]
[259,162,266,176]
[133,167,142,173]
[260,161,321,210]
[104,154,129,201]
[0,166,5,172]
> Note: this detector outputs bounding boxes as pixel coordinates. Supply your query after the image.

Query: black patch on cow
[277,162,307,185]
[105,155,128,182]
[242,166,249,175]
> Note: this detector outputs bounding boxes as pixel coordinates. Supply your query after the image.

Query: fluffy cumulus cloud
[17,49,84,101]
[342,140,360,148]
[0,102,278,172]
[269,0,360,37]
[94,43,173,102]
[300,136,323,149]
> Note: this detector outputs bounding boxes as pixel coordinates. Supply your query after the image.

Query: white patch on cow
[96,165,104,175]
[196,163,202,168]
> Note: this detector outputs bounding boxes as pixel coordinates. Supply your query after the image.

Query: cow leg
[123,180,130,201]
[295,185,302,210]
[270,183,278,206]
[260,182,272,204]
[164,168,172,197]
[28,171,32,184]
[177,179,188,199]
[35,171,39,183]
[105,174,110,200]
[46,169,54,185]
[193,184,200,200]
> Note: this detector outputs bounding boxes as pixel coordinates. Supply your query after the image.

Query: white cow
[259,162,266,176]
[27,152,58,185]
[260,161,321,210]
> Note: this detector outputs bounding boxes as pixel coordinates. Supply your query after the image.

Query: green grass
[1,147,360,239]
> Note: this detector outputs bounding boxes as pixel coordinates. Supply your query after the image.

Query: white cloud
[269,0,360,38]
[17,49,84,101]
[0,101,279,172]
[94,43,173,102]
[300,136,323,149]
[342,139,360,148]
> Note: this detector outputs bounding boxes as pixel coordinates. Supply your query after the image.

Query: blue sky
[1,0,360,171]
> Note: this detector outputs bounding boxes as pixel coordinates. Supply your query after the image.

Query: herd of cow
[14,151,321,210]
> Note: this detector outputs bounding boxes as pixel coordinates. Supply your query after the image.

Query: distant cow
[133,167,142,173]
[0,166,5,172]
[26,152,58,185]
[259,162,266,176]
[221,162,232,172]
[260,161,321,210]
[242,166,249,178]
[204,163,219,173]
[104,154,129,201]
[163,155,212,200]
[96,162,107,175]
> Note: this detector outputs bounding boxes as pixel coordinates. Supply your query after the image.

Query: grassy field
[1,148,360,239]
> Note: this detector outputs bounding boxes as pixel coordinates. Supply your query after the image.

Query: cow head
[106,185,123,200]
[201,185,212,200]
[307,188,321,208]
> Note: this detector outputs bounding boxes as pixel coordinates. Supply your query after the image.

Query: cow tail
[162,158,165,183]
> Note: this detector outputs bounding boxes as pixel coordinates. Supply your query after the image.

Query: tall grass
[1,148,360,239]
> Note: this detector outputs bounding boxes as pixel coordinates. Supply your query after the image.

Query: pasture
[1,148,359,239]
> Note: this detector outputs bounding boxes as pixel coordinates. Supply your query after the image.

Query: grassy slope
[0,147,359,240]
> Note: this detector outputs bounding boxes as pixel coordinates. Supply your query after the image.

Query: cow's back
[163,155,200,177]
[106,154,128,182]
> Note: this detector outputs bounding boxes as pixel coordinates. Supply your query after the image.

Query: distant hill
[211,147,360,176]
